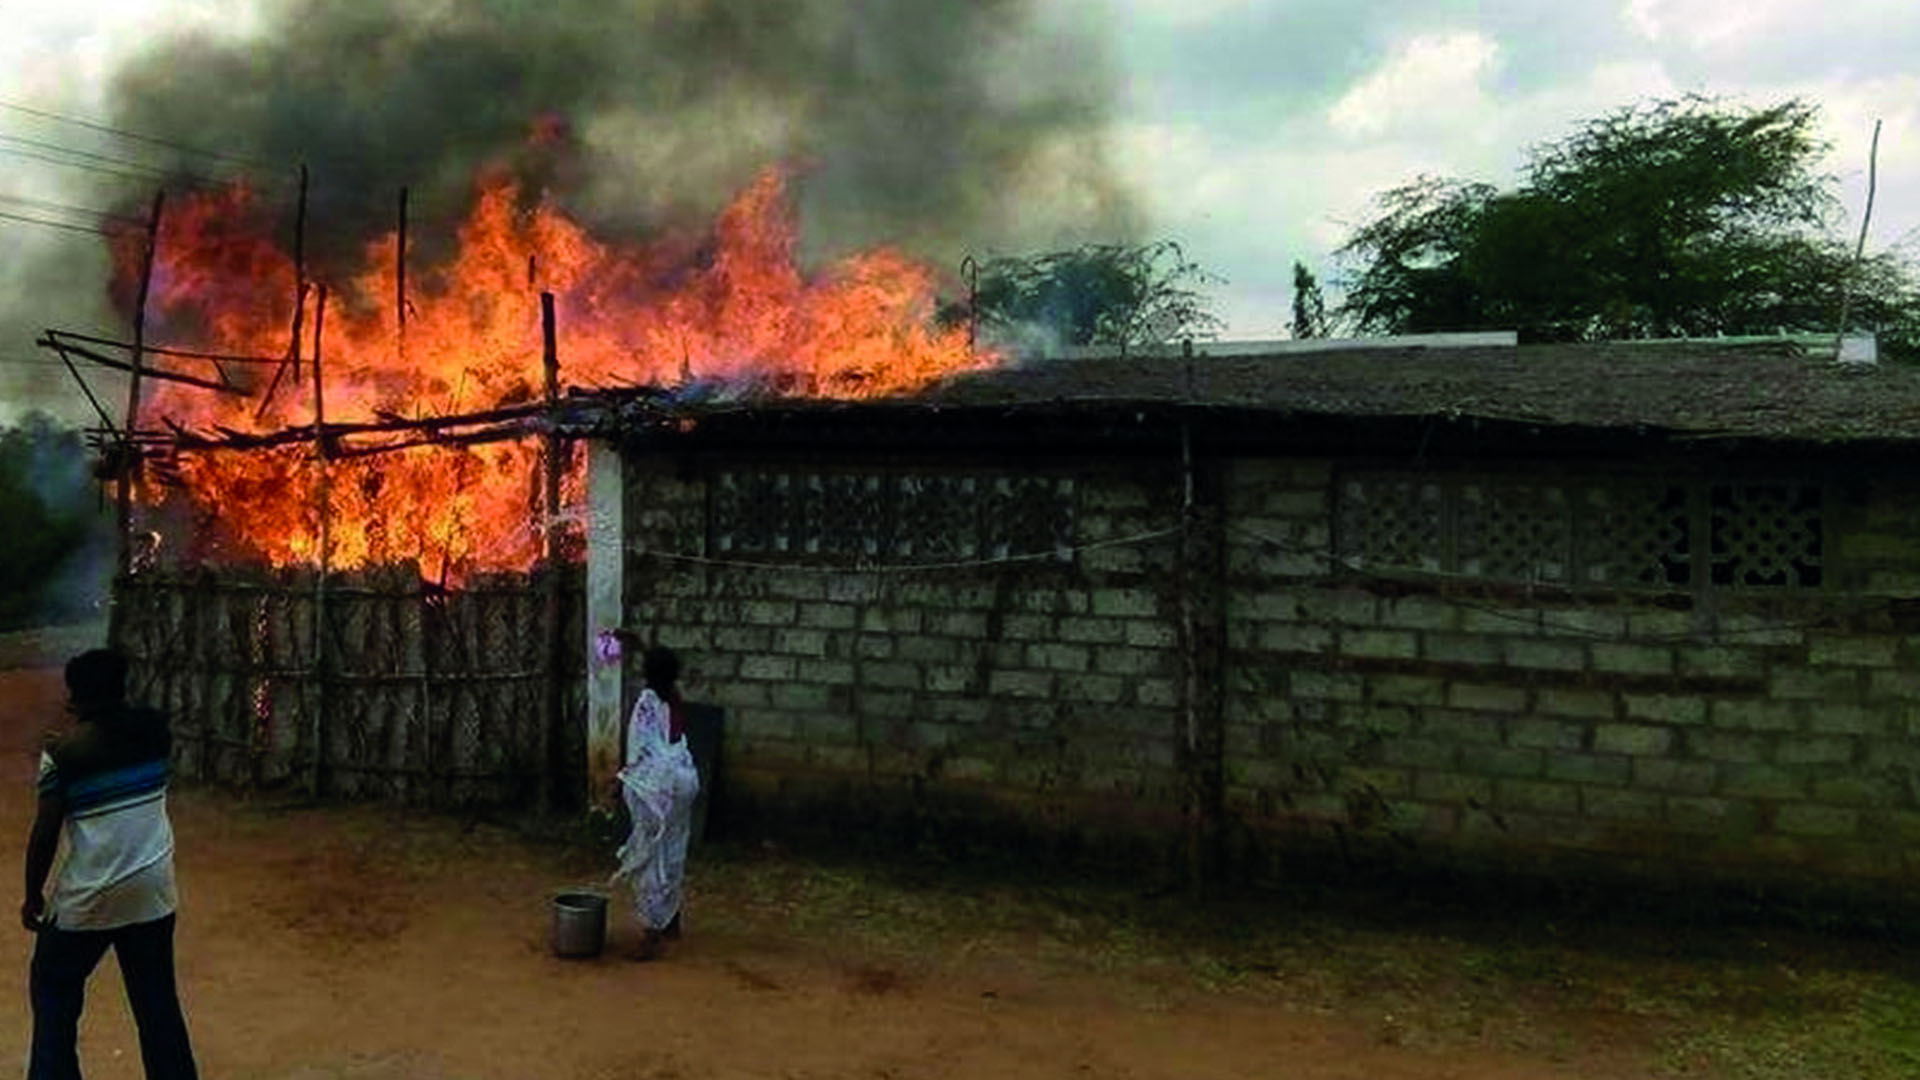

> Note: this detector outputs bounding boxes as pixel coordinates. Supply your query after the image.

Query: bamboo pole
[310,284,331,798]
[109,189,165,650]
[540,291,563,814]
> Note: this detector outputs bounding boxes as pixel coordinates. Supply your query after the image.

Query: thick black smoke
[106,0,1137,275]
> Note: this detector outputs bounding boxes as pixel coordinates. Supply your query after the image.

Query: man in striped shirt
[22,649,197,1079]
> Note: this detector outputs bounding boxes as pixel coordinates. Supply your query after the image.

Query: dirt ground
[0,662,1670,1078]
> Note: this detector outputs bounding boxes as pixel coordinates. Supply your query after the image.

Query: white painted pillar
[585,439,627,811]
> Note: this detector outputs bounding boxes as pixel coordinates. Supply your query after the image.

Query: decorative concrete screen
[1336,473,1821,592]
[711,468,1076,564]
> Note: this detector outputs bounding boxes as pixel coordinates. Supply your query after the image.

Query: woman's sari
[608,688,700,929]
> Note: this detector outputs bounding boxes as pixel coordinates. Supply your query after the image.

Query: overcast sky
[1,0,1915,374]
[1106,0,1920,334]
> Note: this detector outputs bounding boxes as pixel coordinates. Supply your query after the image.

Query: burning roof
[51,168,992,579]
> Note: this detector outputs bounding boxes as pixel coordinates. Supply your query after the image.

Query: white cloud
[1689,72,1920,252]
[1118,45,1702,335]
[1624,0,1915,51]
[1622,0,1789,45]
[1327,31,1501,141]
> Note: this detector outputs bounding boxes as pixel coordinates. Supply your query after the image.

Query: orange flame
[118,168,989,577]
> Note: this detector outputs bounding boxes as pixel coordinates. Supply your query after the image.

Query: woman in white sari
[609,645,700,960]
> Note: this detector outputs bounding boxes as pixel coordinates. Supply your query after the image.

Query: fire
[114,168,989,577]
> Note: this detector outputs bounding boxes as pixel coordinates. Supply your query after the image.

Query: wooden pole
[310,284,331,798]
[1179,422,1201,894]
[41,339,250,396]
[961,255,979,356]
[397,186,426,804]
[1176,419,1226,896]
[109,189,165,650]
[292,165,308,381]
[540,291,563,814]
[254,166,309,420]
[396,187,408,360]
[54,349,117,431]
[1836,119,1883,352]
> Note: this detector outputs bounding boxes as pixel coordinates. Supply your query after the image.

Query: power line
[0,143,186,187]
[0,134,397,222]
[0,142,289,202]
[0,132,187,175]
[0,99,274,170]
[0,127,416,220]
[0,132,267,190]
[0,209,113,237]
[0,192,144,226]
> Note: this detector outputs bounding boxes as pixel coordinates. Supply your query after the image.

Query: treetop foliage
[1291,261,1328,340]
[1336,96,1920,356]
[960,240,1225,350]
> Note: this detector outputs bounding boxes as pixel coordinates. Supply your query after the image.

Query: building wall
[618,446,1920,889]
[1221,458,1920,889]
[619,452,1194,863]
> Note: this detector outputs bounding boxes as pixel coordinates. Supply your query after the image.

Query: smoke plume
[106,0,1135,275]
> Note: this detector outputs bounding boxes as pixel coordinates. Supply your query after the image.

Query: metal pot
[551,891,608,959]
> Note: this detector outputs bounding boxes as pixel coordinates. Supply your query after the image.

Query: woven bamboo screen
[115,566,585,809]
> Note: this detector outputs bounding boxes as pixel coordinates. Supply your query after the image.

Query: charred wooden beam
[43,338,246,397]
[44,329,285,366]
[539,290,564,816]
[47,342,118,432]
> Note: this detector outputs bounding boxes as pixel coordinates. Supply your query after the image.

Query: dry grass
[671,840,1920,1079]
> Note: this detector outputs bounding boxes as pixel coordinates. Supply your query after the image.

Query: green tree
[1290,261,1329,339]
[960,240,1224,349]
[1337,96,1920,353]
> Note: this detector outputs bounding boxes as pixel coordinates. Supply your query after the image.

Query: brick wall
[1223,458,1920,887]
[616,448,1920,890]
[619,455,1192,860]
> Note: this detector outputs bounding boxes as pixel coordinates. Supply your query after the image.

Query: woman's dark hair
[65,648,128,707]
[642,645,680,691]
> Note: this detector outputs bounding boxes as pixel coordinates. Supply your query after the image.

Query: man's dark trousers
[28,913,197,1079]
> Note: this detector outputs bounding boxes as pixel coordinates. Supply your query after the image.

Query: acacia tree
[961,240,1224,349]
[1337,97,1920,354]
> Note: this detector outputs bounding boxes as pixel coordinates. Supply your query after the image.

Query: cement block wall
[619,455,1194,861]
[616,448,1920,889]
[1222,458,1920,888]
